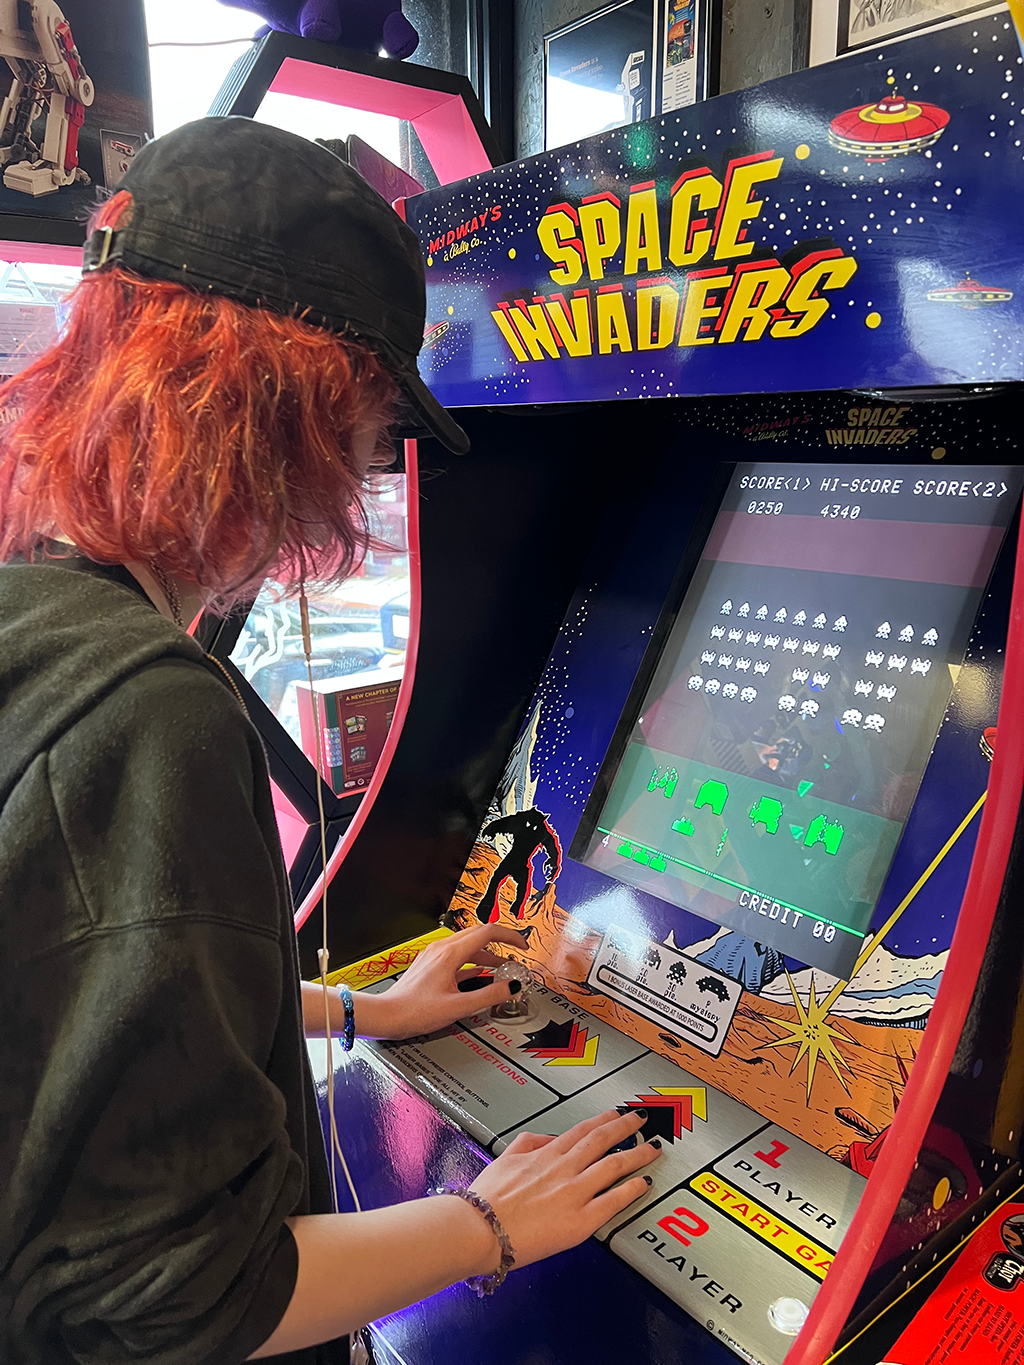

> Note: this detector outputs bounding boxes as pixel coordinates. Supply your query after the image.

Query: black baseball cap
[82,116,469,455]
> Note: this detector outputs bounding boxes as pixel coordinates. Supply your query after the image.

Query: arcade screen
[573,462,1021,977]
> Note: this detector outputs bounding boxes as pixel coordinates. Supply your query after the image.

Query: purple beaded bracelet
[429,1185,516,1296]
[337,983,355,1052]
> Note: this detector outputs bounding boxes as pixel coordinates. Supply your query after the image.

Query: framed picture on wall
[545,1,658,150]
[544,0,718,150]
[809,0,1004,63]
[659,0,718,113]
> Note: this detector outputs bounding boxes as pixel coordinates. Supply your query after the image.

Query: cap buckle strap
[83,225,114,273]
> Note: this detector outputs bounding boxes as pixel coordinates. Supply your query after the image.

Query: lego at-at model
[0,0,93,197]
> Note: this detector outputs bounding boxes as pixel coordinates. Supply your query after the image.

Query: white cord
[147,38,257,47]
[300,587,362,1218]
[301,589,374,1364]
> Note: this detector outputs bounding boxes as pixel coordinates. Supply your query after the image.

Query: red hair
[0,191,399,609]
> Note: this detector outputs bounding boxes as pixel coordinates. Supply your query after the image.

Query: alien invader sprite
[0,1,94,197]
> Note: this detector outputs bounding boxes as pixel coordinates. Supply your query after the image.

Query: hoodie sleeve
[3,657,307,1365]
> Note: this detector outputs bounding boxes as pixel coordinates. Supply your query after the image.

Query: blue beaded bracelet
[337,982,355,1052]
[429,1185,516,1296]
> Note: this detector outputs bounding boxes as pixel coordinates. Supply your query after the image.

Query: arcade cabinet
[210,12,1024,1365]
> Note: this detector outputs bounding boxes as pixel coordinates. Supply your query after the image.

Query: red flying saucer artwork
[829,91,950,162]
[926,276,1014,308]
[423,320,451,349]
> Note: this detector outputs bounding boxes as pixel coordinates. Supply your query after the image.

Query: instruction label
[587,924,740,1056]
[883,1199,1024,1363]
[372,1028,559,1146]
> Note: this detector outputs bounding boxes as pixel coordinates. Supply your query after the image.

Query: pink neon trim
[1,241,83,267]
[790,523,1024,1362]
[271,56,454,119]
[268,58,492,184]
[293,438,421,931]
[273,780,309,870]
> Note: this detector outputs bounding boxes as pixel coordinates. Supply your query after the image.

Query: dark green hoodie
[0,557,344,1365]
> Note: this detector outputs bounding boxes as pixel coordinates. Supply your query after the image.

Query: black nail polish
[643,1175,653,1186]
[509,980,522,995]
[648,1138,662,1150]
[633,1108,648,1119]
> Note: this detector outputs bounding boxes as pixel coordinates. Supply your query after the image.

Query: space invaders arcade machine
[202,13,1024,1365]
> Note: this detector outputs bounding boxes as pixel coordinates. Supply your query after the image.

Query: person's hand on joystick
[307,925,531,1041]
[488,958,536,1019]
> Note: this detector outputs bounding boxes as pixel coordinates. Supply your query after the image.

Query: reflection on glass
[544,0,656,150]
[0,260,81,378]
[254,92,404,166]
[545,76,628,148]
[231,475,410,795]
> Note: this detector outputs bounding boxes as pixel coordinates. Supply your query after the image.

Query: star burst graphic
[763,970,855,1099]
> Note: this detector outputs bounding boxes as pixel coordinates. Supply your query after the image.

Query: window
[143,0,474,185]
[0,262,81,377]
[145,0,264,137]
[230,474,411,794]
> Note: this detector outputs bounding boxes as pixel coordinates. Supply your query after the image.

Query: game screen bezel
[570,460,1019,977]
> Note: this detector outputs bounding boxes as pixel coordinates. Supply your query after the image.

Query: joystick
[489,959,537,1021]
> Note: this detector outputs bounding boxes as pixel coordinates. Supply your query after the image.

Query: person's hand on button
[469,1109,663,1269]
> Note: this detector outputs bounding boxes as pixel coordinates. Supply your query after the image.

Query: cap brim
[392,365,470,455]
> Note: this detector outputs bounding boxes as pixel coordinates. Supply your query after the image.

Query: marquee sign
[406,12,1024,408]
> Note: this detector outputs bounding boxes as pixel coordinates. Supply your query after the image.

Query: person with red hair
[0,118,659,1365]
